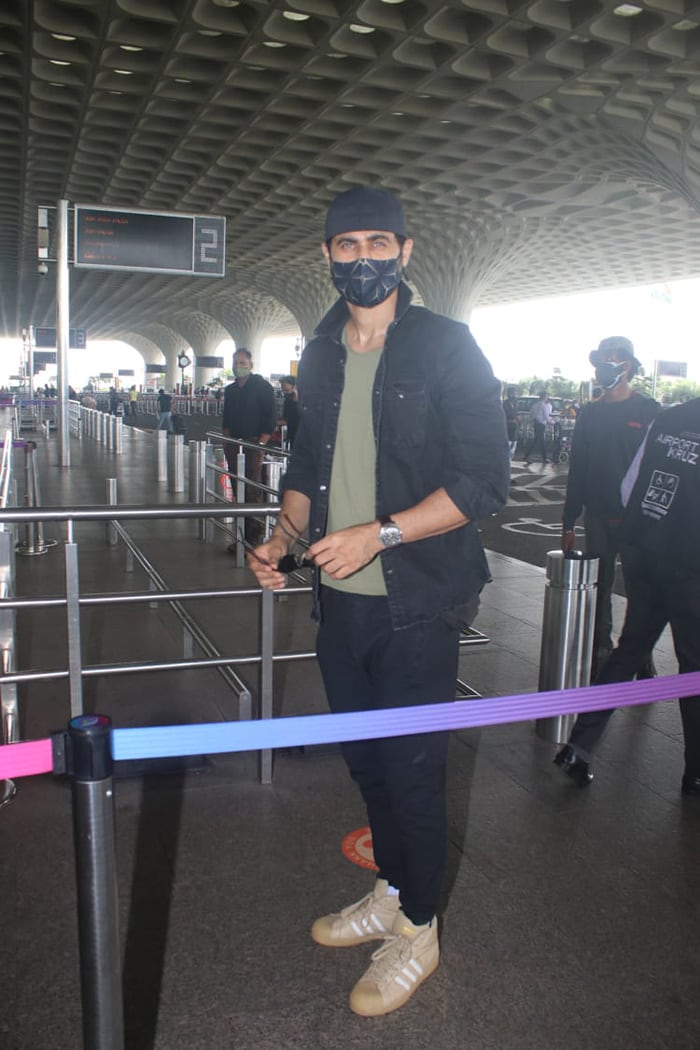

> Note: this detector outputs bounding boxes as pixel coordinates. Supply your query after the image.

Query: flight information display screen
[74,205,226,277]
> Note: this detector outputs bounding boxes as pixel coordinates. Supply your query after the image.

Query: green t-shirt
[323,343,386,596]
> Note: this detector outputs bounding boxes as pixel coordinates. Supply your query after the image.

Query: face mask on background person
[330,253,402,308]
[595,361,628,390]
[234,365,251,379]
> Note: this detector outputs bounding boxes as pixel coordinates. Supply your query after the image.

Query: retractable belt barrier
[2,672,699,781]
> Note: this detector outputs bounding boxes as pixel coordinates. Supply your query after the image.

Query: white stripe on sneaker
[394,961,423,989]
[351,912,388,938]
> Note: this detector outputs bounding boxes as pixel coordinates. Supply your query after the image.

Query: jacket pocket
[382,381,427,447]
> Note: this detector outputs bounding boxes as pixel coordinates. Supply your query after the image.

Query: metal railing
[14,397,57,436]
[205,434,292,567]
[0,501,320,785]
[138,395,224,417]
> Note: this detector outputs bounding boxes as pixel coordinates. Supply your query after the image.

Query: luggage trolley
[552,419,575,463]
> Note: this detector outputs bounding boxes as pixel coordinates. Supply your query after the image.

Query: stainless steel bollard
[535,550,599,743]
[16,444,49,556]
[263,456,285,495]
[188,440,206,503]
[156,429,168,482]
[167,433,185,493]
[263,457,286,540]
[189,441,208,540]
[105,478,118,546]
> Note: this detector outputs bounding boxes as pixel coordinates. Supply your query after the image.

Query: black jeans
[316,586,460,925]
[524,422,547,463]
[569,551,700,775]
[583,512,622,658]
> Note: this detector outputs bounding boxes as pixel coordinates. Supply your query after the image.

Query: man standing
[279,375,299,448]
[561,336,660,676]
[502,386,520,459]
[156,388,173,432]
[248,186,509,1016]
[523,391,552,464]
[556,398,700,793]
[222,348,276,545]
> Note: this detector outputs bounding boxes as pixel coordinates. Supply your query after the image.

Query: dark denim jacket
[282,283,510,628]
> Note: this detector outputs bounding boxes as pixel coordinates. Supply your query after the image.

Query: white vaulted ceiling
[2,0,700,349]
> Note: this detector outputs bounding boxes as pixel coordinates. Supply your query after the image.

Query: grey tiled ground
[1,421,699,1050]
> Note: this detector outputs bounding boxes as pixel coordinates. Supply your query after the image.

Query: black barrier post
[55,715,124,1050]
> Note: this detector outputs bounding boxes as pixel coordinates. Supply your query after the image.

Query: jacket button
[320,484,327,491]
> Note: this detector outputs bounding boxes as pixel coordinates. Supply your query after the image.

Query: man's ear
[321,242,330,262]
[401,238,414,267]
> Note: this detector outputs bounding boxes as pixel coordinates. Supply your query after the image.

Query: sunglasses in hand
[276,552,314,574]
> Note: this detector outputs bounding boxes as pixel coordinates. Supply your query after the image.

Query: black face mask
[595,361,628,390]
[330,253,402,308]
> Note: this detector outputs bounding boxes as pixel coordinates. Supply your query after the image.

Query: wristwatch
[378,514,403,548]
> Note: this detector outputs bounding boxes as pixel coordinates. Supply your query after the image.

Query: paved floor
[2,419,699,1050]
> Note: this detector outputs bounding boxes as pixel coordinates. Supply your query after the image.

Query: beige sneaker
[311,879,400,947]
[349,910,439,1016]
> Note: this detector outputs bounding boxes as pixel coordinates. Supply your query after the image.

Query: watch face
[380,523,402,548]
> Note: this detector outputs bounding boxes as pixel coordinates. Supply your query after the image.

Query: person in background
[247,185,509,1017]
[556,397,700,793]
[502,386,520,459]
[129,385,138,416]
[279,375,299,448]
[156,388,173,432]
[561,336,660,678]
[222,348,277,546]
[522,391,552,465]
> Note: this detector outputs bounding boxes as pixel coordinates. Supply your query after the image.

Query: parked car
[515,395,565,418]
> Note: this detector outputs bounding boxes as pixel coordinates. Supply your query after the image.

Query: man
[522,391,552,464]
[129,385,138,416]
[222,348,276,546]
[156,388,173,432]
[502,386,520,459]
[556,398,700,794]
[279,375,299,448]
[561,336,660,676]
[248,186,509,1016]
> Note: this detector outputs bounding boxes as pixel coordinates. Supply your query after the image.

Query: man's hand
[247,535,291,590]
[308,522,381,580]
[561,527,577,553]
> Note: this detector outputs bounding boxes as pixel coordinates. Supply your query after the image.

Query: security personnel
[556,398,700,794]
[562,336,660,676]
